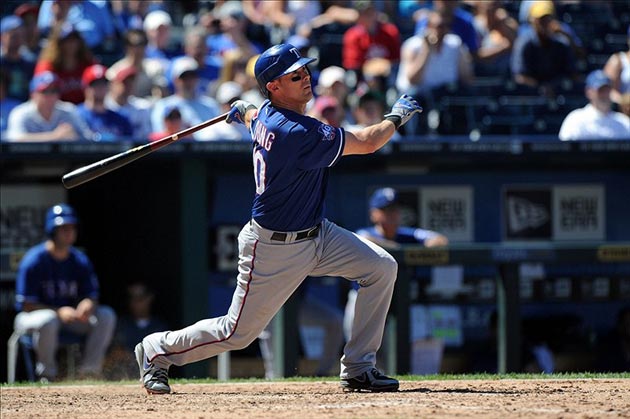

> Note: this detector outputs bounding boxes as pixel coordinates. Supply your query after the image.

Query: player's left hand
[384,94,423,129]
[226,100,257,125]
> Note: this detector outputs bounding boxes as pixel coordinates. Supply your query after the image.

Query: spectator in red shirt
[34,23,97,104]
[342,0,400,84]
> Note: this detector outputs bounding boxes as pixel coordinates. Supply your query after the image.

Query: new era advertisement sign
[503,187,551,240]
[420,186,473,242]
[553,185,605,240]
[503,184,605,241]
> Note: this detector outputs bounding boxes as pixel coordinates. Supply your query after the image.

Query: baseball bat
[62,112,229,189]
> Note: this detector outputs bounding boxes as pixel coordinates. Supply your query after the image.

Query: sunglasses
[288,67,311,82]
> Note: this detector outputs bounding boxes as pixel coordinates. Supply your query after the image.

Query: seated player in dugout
[345,187,449,347]
[357,187,449,250]
[13,204,117,382]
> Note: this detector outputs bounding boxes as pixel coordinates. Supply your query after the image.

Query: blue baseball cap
[369,187,399,209]
[29,71,60,93]
[45,204,79,236]
[1,15,23,34]
[585,70,611,90]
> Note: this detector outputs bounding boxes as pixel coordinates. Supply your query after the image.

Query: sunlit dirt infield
[2,378,629,419]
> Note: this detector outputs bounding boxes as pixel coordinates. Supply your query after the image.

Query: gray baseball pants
[142,218,397,379]
[13,305,116,378]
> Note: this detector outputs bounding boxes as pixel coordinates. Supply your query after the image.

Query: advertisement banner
[552,185,605,241]
[420,186,473,242]
[503,187,552,240]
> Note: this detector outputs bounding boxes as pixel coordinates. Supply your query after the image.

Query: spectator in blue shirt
[1,15,36,102]
[13,204,116,382]
[150,57,221,141]
[143,9,181,61]
[37,0,117,53]
[110,0,153,35]
[205,1,261,60]
[172,26,222,97]
[77,64,134,141]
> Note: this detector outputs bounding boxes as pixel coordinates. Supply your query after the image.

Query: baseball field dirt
[2,378,629,418]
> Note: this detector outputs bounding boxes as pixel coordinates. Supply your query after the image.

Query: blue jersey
[355,226,440,246]
[15,242,100,311]
[77,105,133,141]
[249,100,346,231]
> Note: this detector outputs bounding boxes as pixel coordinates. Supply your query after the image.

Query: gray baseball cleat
[134,343,171,394]
[340,368,399,392]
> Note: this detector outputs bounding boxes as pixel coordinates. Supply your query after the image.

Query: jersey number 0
[253,149,266,194]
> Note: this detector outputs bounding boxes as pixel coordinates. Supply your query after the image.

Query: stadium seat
[480,94,554,136]
[438,95,496,135]
[7,330,84,383]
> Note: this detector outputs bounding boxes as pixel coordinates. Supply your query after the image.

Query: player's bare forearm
[343,120,397,155]
[343,94,422,155]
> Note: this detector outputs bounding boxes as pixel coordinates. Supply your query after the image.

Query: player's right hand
[384,95,423,129]
[226,100,256,125]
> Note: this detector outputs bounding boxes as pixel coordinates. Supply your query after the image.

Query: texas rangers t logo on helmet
[254,43,317,98]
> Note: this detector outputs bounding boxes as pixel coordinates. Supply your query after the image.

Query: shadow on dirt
[399,387,523,395]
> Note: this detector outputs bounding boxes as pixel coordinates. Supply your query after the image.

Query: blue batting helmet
[45,204,79,237]
[369,188,399,210]
[254,43,316,98]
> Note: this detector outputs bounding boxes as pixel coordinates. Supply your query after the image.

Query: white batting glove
[226,100,256,125]
[384,94,423,129]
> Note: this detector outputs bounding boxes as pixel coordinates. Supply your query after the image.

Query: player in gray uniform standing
[135,43,423,394]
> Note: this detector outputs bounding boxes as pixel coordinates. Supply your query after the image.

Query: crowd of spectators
[1,0,629,142]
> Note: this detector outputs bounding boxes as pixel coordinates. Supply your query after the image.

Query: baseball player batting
[134,43,423,394]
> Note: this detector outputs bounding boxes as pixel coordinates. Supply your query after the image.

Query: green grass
[3,372,628,387]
